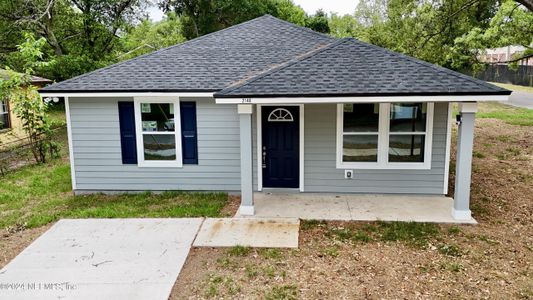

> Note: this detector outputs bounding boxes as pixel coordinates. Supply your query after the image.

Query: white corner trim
[452,208,472,220]
[257,104,304,191]
[40,92,214,98]
[336,102,434,170]
[443,102,453,195]
[133,97,183,168]
[459,102,478,113]
[238,104,253,114]
[299,104,305,192]
[238,205,255,216]
[64,97,77,191]
[216,95,509,104]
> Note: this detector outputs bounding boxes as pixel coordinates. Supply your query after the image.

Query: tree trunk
[515,0,533,11]
[41,21,64,56]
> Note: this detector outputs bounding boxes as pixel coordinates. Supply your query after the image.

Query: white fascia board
[215,95,509,104]
[39,92,214,98]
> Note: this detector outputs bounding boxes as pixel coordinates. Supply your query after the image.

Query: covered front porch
[238,192,477,224]
[232,100,481,223]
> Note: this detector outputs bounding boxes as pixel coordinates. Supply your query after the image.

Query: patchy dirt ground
[171,118,532,299]
[0,224,51,269]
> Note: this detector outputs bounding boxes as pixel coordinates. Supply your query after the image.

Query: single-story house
[39,15,510,221]
[1,69,52,145]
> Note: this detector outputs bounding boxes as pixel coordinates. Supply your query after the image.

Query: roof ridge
[42,15,277,90]
[217,38,348,95]
[344,38,505,92]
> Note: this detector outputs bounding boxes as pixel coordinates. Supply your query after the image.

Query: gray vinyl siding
[69,97,241,191]
[70,98,449,194]
[303,103,448,194]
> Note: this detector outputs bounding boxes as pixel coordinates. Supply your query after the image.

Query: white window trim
[134,96,183,168]
[336,102,434,170]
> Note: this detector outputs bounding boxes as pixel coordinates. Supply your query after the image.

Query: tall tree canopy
[0,0,149,80]
[0,0,530,82]
[329,0,532,71]
[156,0,329,39]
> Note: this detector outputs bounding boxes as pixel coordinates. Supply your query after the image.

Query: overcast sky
[147,0,358,21]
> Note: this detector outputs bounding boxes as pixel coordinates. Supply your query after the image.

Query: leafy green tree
[0,0,150,81]
[157,0,309,39]
[269,0,307,26]
[0,33,59,163]
[329,13,362,38]
[452,0,533,71]
[118,12,186,61]
[305,9,330,33]
[328,0,510,70]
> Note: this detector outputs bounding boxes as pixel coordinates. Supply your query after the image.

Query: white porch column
[237,104,254,215]
[453,102,477,220]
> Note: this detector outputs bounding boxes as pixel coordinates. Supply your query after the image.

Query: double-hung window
[134,97,183,167]
[0,99,10,130]
[337,102,434,169]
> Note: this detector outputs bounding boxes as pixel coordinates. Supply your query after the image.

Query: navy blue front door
[262,106,299,188]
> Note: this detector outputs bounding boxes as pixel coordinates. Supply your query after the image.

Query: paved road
[506,91,533,109]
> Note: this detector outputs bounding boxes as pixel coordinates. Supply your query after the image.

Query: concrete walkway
[246,193,477,224]
[194,218,299,248]
[0,219,203,300]
[0,217,300,300]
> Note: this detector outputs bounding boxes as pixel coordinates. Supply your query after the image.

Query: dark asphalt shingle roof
[41,15,509,97]
[41,15,335,93]
[215,38,510,98]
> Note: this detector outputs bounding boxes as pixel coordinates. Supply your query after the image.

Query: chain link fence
[0,126,67,175]
[470,65,533,87]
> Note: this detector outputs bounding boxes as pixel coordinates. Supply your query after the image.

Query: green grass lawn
[0,158,229,230]
[477,102,533,126]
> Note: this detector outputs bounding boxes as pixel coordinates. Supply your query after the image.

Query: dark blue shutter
[118,102,137,164]
[180,102,198,164]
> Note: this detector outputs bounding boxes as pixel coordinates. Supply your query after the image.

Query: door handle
[262,146,266,168]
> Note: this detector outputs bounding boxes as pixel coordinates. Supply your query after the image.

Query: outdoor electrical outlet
[345,170,354,179]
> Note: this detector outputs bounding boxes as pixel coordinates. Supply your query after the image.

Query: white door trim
[257,104,304,192]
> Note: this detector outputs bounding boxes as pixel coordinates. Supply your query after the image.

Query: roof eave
[215,92,511,104]
[38,89,217,98]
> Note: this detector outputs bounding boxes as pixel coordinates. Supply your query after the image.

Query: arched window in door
[267,108,294,122]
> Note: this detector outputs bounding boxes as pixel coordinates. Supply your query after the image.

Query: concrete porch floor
[241,193,477,224]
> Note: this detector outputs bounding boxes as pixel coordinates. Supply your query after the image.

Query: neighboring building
[0,69,52,145]
[39,15,510,222]
[479,46,533,66]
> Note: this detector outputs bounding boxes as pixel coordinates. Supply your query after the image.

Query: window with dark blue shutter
[118,102,137,164]
[180,102,198,164]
